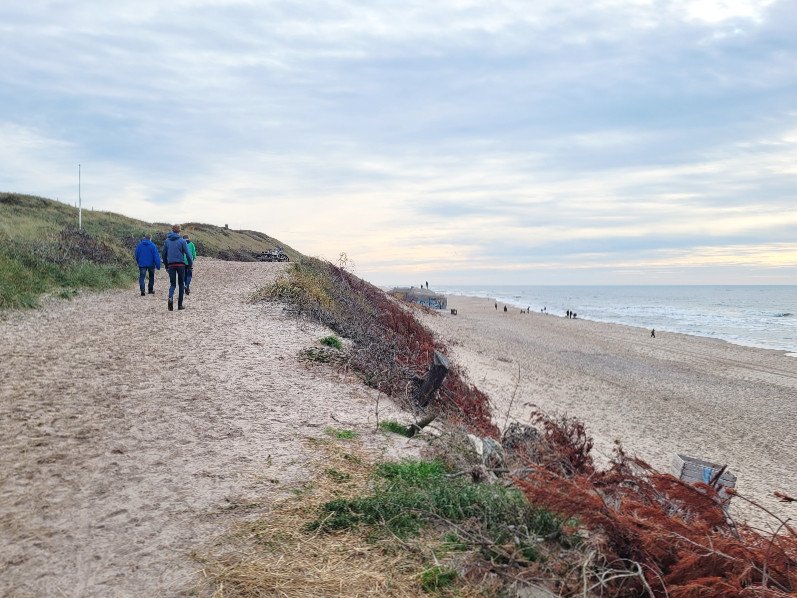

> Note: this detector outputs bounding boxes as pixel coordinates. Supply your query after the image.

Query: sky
[1,1,796,285]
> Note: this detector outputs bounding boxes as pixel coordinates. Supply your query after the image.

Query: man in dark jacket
[161,224,192,311]
[134,234,161,295]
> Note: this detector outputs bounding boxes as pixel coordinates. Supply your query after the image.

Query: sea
[435,285,797,355]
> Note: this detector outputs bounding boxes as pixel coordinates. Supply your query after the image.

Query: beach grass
[324,427,358,439]
[379,419,412,437]
[194,441,567,597]
[0,236,136,309]
[309,458,562,543]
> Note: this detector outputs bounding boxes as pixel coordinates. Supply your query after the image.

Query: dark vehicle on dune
[255,247,289,262]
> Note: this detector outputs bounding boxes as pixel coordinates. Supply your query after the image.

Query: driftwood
[413,351,450,408]
[406,351,450,437]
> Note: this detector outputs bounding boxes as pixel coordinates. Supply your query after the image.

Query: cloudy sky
[1,1,796,285]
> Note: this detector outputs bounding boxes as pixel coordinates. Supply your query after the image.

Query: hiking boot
[178,305,185,310]
[185,287,190,295]
[168,299,173,311]
[148,290,154,294]
[141,290,146,296]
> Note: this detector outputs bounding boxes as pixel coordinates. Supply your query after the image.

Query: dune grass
[195,441,573,597]
[310,458,563,546]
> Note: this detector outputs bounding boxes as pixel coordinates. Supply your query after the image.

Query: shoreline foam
[439,286,797,354]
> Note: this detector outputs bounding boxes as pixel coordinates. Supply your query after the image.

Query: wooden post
[413,351,450,408]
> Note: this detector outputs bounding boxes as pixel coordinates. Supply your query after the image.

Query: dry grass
[193,440,483,598]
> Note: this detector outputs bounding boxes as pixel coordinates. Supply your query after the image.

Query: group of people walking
[133,224,196,311]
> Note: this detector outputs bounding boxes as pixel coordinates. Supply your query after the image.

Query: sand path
[0,259,411,597]
[420,296,797,529]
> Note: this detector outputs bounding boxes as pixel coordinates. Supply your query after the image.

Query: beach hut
[389,287,448,310]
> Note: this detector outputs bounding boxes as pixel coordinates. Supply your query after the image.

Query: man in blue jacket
[161,224,193,311]
[134,234,161,296]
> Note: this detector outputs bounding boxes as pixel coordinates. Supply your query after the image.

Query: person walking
[182,234,197,295]
[134,234,161,296]
[161,225,192,311]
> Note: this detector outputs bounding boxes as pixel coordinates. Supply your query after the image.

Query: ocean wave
[773,312,793,318]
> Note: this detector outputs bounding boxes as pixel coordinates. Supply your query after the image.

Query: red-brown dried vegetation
[511,412,797,597]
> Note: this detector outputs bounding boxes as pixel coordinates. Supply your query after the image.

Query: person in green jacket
[182,234,198,295]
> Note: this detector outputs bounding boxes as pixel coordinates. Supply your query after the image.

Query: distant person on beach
[161,225,192,311]
[566,310,571,318]
[503,305,507,312]
[495,302,498,310]
[573,312,577,319]
[182,234,197,295]
[425,281,429,289]
[651,329,656,338]
[134,234,161,296]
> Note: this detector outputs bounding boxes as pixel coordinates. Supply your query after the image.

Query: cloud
[1,1,795,283]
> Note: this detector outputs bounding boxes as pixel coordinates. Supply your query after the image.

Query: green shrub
[324,427,358,440]
[379,419,411,437]
[320,334,343,349]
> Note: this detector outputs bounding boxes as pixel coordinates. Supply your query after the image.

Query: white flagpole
[78,164,82,230]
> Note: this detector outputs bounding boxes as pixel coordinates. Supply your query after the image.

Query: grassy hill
[0,193,303,309]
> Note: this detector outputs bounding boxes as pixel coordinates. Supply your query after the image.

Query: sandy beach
[0,260,415,597]
[3,264,795,595]
[419,295,797,528]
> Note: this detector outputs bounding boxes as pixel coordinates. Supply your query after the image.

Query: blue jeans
[139,266,155,293]
[185,266,193,291]
[167,265,186,303]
